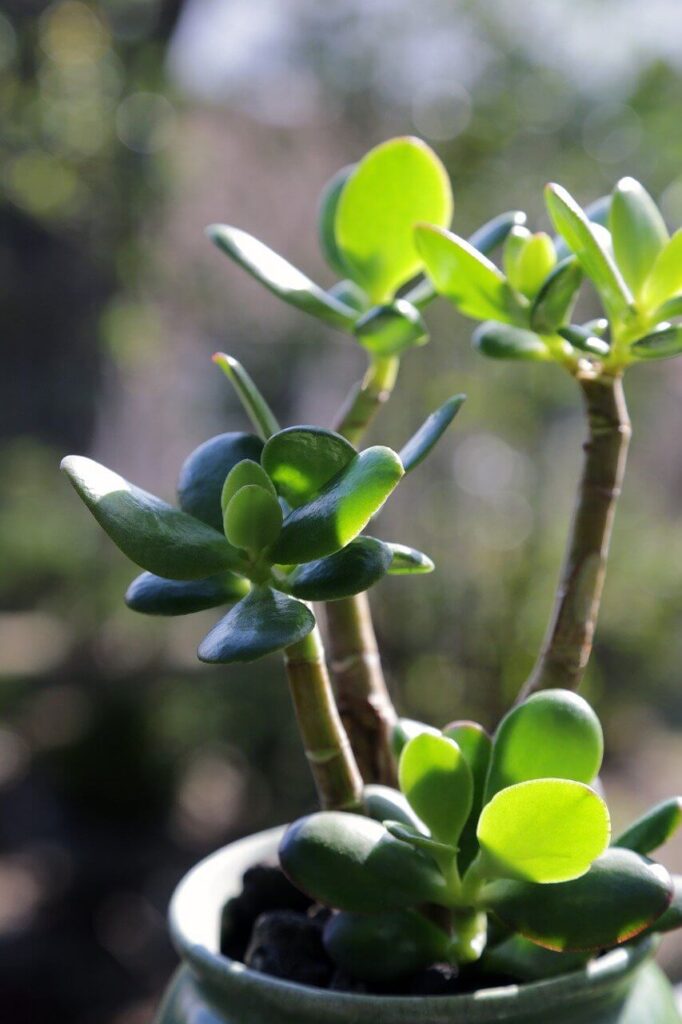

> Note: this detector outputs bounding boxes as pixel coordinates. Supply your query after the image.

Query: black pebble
[245,910,334,988]
[220,864,312,961]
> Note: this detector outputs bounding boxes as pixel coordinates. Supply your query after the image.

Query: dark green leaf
[285,537,392,601]
[399,394,466,473]
[385,822,457,863]
[631,324,682,361]
[482,935,589,982]
[177,432,264,531]
[483,848,673,952]
[353,300,428,356]
[442,721,492,871]
[399,733,473,845]
[212,354,280,440]
[614,798,682,855]
[530,257,584,333]
[473,322,549,361]
[62,456,238,580]
[271,446,404,565]
[645,874,681,935]
[469,210,528,256]
[125,571,248,615]
[363,784,427,833]
[279,812,449,913]
[197,586,314,663]
[261,427,356,508]
[324,910,449,982]
[385,543,434,575]
[557,324,610,357]
[317,163,355,276]
[223,485,283,554]
[609,178,668,296]
[207,225,356,329]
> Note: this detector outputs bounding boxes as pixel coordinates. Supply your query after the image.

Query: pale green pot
[155,825,681,1024]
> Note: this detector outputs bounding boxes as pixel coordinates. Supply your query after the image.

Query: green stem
[323,354,401,786]
[284,625,364,812]
[517,373,631,701]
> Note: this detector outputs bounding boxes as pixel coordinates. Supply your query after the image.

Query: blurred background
[1,0,681,1020]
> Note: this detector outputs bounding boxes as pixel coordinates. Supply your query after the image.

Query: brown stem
[517,373,631,701]
[284,626,364,812]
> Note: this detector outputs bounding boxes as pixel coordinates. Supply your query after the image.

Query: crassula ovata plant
[62,137,682,989]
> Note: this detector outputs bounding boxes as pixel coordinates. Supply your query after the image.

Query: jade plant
[61,136,682,991]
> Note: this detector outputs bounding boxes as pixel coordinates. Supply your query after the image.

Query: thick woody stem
[284,626,364,812]
[517,373,631,701]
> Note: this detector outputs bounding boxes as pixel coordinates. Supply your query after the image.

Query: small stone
[221,864,312,961]
[245,910,333,988]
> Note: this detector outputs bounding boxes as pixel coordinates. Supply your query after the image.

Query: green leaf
[609,177,668,297]
[384,543,434,575]
[655,294,682,321]
[399,394,466,473]
[557,324,610,357]
[385,821,457,863]
[530,257,584,333]
[631,324,682,361]
[221,460,276,512]
[212,354,280,440]
[471,210,527,256]
[207,225,356,329]
[415,225,520,322]
[177,432,264,532]
[483,848,673,952]
[515,233,557,299]
[223,485,283,554]
[442,721,492,871]
[641,231,682,312]
[614,798,682,855]
[279,812,449,913]
[503,225,531,289]
[363,784,428,833]
[198,585,314,663]
[482,935,589,982]
[62,456,238,580]
[323,910,449,982]
[271,446,404,565]
[353,300,428,356]
[473,322,549,361]
[484,689,604,801]
[285,537,392,601]
[391,718,440,759]
[545,184,633,318]
[327,279,369,313]
[125,571,249,615]
[399,733,473,846]
[318,163,355,276]
[477,779,610,883]
[261,427,356,509]
[645,874,681,935]
[335,136,453,303]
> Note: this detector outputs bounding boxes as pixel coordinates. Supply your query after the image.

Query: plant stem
[284,625,364,812]
[323,354,400,786]
[517,373,631,701]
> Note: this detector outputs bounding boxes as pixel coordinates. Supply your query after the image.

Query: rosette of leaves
[280,690,681,983]
[207,135,525,359]
[415,176,682,370]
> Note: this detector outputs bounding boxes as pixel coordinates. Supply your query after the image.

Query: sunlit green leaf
[261,426,356,509]
[530,257,584,333]
[503,225,531,289]
[223,485,283,554]
[609,177,668,297]
[442,721,492,871]
[212,354,280,440]
[335,137,453,303]
[221,460,276,513]
[484,689,604,801]
[614,797,682,855]
[178,432,264,532]
[514,233,557,299]
[363,784,428,833]
[631,324,682,361]
[271,446,403,565]
[399,394,466,473]
[384,542,434,575]
[285,537,392,601]
[391,718,440,759]
[279,812,449,913]
[198,585,314,663]
[353,299,428,356]
[483,848,672,951]
[399,733,473,845]
[324,910,449,982]
[477,779,610,883]
[318,163,355,276]
[207,225,356,328]
[62,456,239,580]
[125,571,249,615]
[473,322,549,361]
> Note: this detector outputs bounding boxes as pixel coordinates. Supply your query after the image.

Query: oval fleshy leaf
[442,721,492,871]
[483,848,672,952]
[646,874,681,935]
[484,689,604,802]
[544,184,632,319]
[197,586,314,663]
[62,456,238,580]
[473,322,549,361]
[558,324,610,357]
[177,432,264,532]
[515,233,557,299]
[477,779,610,883]
[399,394,466,474]
[353,300,428,356]
[385,543,434,575]
[530,257,584,333]
[335,137,453,303]
[285,537,392,601]
[391,718,440,759]
[415,225,519,323]
[125,571,248,616]
[609,177,668,297]
[614,797,682,855]
[631,324,682,361]
[262,427,356,509]
[221,460,276,513]
[399,733,473,846]
[469,210,528,257]
[212,354,280,440]
[271,446,404,565]
[207,225,356,329]
[324,910,449,982]
[223,485,283,554]
[363,784,428,833]
[318,163,355,276]
[280,812,448,913]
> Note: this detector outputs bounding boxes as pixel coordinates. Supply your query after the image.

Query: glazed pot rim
[168,824,656,1019]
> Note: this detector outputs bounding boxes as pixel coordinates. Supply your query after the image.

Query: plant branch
[284,626,364,812]
[518,373,631,701]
